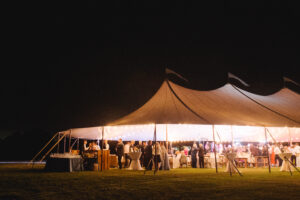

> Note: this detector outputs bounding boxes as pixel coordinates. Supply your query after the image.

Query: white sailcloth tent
[61,80,300,143]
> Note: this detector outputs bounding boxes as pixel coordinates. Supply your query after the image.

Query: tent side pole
[288,128,292,146]
[101,127,104,171]
[212,125,218,173]
[231,125,234,147]
[166,124,168,152]
[77,138,79,150]
[63,133,66,153]
[30,132,59,164]
[154,124,157,174]
[40,133,67,162]
[264,127,271,173]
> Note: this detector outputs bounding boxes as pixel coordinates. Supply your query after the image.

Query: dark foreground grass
[0,164,299,200]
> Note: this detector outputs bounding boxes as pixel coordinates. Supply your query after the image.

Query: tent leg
[212,125,218,173]
[30,132,59,165]
[101,127,104,171]
[63,135,66,153]
[154,124,158,175]
[68,132,72,153]
[264,127,271,173]
[40,133,67,162]
[77,138,79,150]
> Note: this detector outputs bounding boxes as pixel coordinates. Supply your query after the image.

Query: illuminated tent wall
[61,80,300,142]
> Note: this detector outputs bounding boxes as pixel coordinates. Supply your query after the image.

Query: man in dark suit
[198,143,205,168]
[144,140,153,170]
[115,139,124,169]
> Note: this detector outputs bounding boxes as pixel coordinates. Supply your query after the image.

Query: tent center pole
[212,125,218,173]
[264,127,271,173]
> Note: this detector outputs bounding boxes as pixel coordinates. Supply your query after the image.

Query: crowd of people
[80,139,300,169]
[115,139,170,170]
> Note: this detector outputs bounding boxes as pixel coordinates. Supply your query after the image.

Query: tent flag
[165,68,189,82]
[228,72,250,87]
[283,77,300,87]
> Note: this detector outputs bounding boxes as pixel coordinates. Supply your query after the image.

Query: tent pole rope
[40,133,67,162]
[212,125,218,173]
[264,127,271,173]
[29,132,59,164]
[231,84,300,125]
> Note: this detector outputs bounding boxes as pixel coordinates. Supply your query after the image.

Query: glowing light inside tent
[67,124,300,142]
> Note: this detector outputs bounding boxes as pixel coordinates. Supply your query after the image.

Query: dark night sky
[1,1,300,137]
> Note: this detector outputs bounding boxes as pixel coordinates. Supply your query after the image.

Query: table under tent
[33,79,300,174]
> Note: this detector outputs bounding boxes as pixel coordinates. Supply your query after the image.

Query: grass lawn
[0,164,299,200]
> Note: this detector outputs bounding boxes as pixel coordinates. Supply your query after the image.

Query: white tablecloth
[225,153,238,173]
[297,154,300,167]
[128,152,142,170]
[169,154,181,169]
[279,153,294,172]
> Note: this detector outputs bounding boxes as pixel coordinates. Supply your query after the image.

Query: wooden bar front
[97,150,110,171]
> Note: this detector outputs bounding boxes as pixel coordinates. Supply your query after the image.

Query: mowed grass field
[0,164,300,200]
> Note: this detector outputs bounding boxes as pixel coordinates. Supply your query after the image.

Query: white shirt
[104,143,110,150]
[124,144,130,154]
[294,145,300,154]
[274,146,281,155]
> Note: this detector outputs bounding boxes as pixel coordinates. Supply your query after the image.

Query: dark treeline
[0,129,54,161]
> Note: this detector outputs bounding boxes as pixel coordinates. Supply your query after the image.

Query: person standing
[274,144,282,167]
[83,140,89,151]
[191,143,198,168]
[144,140,153,170]
[103,140,110,150]
[160,142,170,170]
[152,142,161,170]
[138,141,146,167]
[198,143,205,168]
[124,142,130,168]
[115,139,124,169]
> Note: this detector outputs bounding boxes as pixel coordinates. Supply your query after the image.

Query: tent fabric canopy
[62,80,300,141]
[109,80,300,127]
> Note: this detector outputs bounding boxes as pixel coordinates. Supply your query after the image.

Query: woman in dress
[160,142,170,170]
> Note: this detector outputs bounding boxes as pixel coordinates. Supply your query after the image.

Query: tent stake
[264,127,271,173]
[212,125,218,173]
